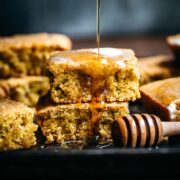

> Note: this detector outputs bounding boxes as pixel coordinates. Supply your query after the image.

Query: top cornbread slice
[140,77,180,121]
[47,48,140,103]
[0,33,72,78]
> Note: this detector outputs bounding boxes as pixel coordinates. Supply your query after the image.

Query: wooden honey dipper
[111,114,180,148]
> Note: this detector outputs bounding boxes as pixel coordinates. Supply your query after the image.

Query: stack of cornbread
[36,48,140,144]
[0,33,72,107]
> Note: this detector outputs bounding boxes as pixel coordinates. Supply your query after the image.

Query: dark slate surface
[1,102,180,179]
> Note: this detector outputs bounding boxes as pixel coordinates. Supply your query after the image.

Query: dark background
[0,0,180,39]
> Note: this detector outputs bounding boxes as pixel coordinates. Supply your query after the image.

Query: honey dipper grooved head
[111,114,163,148]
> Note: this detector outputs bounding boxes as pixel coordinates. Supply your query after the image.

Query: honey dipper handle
[162,122,180,137]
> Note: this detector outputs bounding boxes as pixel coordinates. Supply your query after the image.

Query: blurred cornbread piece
[36,95,128,144]
[140,77,180,121]
[0,99,37,151]
[139,55,180,85]
[0,33,72,78]
[47,48,140,103]
[167,34,180,61]
[0,76,50,107]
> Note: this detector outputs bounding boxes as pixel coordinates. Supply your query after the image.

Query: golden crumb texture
[0,99,38,151]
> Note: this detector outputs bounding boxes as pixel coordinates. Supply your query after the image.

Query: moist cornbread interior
[92,102,129,142]
[0,99,37,150]
[0,76,50,107]
[0,33,72,78]
[36,95,128,144]
[48,48,140,103]
[140,77,180,121]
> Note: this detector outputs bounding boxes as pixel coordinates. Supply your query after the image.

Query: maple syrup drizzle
[96,0,101,57]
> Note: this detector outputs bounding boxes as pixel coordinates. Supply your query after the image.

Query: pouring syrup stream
[96,0,101,57]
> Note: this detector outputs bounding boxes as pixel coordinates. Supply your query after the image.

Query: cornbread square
[0,99,37,151]
[167,34,180,62]
[48,48,140,103]
[36,95,128,144]
[139,55,180,85]
[0,33,72,78]
[0,76,50,107]
[140,77,180,121]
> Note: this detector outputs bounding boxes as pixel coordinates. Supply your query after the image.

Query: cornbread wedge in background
[36,95,128,144]
[0,76,50,107]
[0,33,72,78]
[0,99,37,151]
[47,48,140,104]
[139,55,180,85]
[167,34,180,62]
[140,77,180,121]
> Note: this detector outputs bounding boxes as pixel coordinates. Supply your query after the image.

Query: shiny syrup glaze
[50,48,131,77]
[50,48,132,137]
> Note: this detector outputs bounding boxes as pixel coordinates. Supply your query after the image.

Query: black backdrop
[0,0,180,38]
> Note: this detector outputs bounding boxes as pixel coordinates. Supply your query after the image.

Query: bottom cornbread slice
[36,96,128,144]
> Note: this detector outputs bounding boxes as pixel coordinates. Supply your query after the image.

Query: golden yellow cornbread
[0,33,72,78]
[0,76,50,107]
[36,95,128,144]
[0,99,37,151]
[48,48,140,104]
